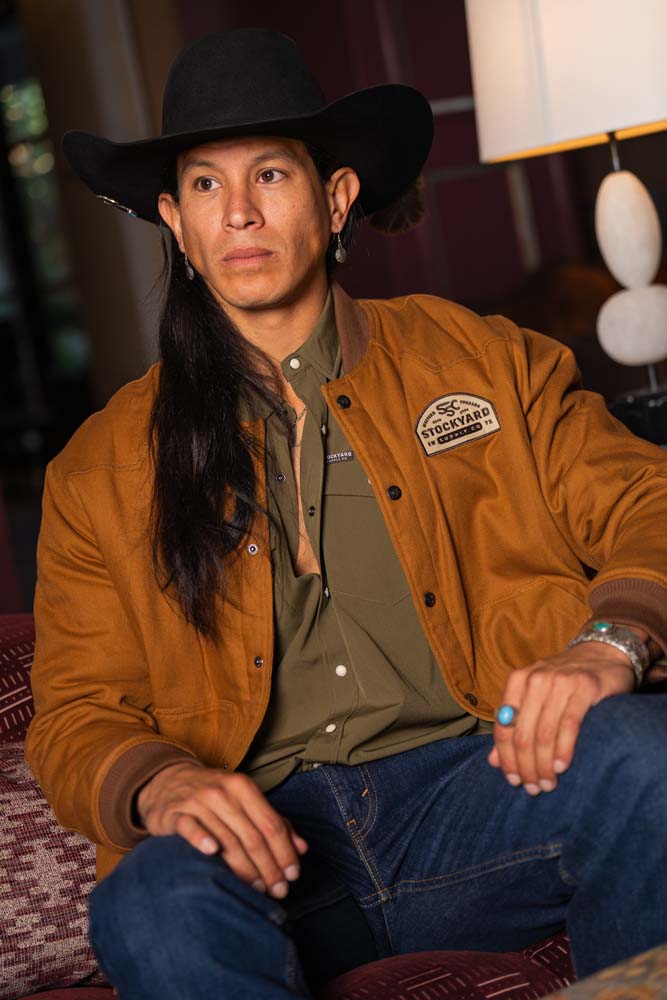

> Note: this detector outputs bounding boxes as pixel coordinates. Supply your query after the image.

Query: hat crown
[162,28,326,136]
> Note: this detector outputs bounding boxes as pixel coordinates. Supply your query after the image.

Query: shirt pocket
[322,458,411,607]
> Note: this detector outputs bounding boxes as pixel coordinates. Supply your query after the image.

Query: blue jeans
[88,693,667,998]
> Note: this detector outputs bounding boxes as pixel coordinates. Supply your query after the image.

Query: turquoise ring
[496,704,519,727]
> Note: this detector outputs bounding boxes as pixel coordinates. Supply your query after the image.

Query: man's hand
[488,639,638,794]
[136,763,308,898]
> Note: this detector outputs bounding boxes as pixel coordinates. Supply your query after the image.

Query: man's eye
[194,177,218,191]
[258,169,284,183]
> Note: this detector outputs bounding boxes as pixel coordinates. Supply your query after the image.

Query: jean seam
[349,828,397,954]
[322,768,396,955]
[357,764,379,837]
[285,937,300,994]
[323,768,386,896]
[350,828,387,895]
[356,842,564,902]
[557,857,579,888]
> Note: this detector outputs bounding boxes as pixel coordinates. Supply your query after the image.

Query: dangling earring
[334,232,347,264]
[183,252,194,280]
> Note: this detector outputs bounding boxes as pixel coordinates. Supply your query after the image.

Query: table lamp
[464,0,667,396]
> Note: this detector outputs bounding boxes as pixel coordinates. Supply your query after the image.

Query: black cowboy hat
[62,28,434,225]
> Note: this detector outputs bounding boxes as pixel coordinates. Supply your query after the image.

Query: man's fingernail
[271,881,288,898]
[524,783,541,796]
[506,773,521,786]
[539,779,556,792]
[252,879,266,892]
[284,865,300,881]
[201,837,217,853]
[554,759,567,774]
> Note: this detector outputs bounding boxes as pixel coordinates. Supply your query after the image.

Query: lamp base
[609,384,667,446]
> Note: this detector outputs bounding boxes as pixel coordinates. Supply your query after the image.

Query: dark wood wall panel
[400,0,473,98]
[525,157,586,264]
[435,171,525,303]
[430,114,479,170]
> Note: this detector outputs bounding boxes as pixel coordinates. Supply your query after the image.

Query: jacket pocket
[471,577,590,693]
[153,701,240,769]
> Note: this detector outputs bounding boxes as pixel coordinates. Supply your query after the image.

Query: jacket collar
[332,282,370,374]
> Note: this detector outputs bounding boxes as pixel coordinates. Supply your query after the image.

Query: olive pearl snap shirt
[239,291,493,792]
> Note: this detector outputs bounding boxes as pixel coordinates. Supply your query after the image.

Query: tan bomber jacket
[25,285,667,881]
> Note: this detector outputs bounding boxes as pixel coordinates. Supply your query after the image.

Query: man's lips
[222,247,273,263]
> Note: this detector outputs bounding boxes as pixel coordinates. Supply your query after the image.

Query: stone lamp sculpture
[596,155,667,389]
[465,0,667,389]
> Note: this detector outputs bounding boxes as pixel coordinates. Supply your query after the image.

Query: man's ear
[327,167,361,233]
[158,192,184,251]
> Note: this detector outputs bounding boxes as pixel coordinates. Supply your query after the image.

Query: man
[26,27,667,999]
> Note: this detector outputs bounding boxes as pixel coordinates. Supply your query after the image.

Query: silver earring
[184,253,194,280]
[334,232,347,264]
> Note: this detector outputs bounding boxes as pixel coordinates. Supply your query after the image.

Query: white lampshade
[465,0,667,162]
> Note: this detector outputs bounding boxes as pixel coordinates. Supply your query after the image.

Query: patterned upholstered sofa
[0,613,575,999]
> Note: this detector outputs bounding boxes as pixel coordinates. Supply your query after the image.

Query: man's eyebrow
[180,158,220,174]
[248,149,301,166]
[180,149,302,174]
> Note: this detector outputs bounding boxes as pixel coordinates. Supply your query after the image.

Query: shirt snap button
[387,485,402,500]
[289,357,301,370]
[307,505,316,516]
[276,473,286,484]
[335,664,348,677]
[424,592,436,607]
[336,395,351,409]
[254,656,264,668]
[325,723,337,733]
[248,543,259,555]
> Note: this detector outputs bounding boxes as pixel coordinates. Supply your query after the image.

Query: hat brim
[62,84,433,224]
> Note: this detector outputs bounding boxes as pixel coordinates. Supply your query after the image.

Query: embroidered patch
[415,393,500,457]
[326,449,355,464]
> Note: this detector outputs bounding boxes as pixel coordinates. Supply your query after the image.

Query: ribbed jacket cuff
[588,577,667,656]
[99,741,202,848]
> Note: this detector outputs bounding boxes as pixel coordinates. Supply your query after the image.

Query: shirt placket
[289,365,358,766]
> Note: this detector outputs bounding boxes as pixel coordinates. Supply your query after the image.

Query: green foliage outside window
[0,78,89,377]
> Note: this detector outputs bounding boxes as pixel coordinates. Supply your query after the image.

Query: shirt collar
[239,288,339,422]
[280,288,339,385]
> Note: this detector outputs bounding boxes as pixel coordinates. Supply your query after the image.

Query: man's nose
[223,183,262,229]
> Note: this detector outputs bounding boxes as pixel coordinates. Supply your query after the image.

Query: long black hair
[149,144,358,639]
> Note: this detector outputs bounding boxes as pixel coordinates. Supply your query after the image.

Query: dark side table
[609,385,667,446]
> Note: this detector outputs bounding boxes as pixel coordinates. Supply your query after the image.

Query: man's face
[159,136,346,315]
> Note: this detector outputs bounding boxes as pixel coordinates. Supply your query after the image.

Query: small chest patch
[416,393,500,457]
[326,449,355,464]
